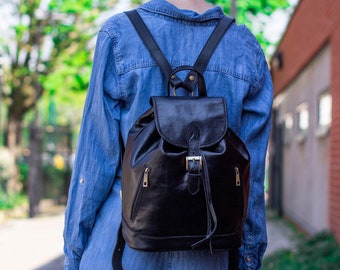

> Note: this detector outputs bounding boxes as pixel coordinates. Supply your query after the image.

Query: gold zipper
[235,166,241,187]
[143,167,150,188]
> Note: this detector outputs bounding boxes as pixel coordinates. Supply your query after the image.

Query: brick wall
[270,0,340,242]
[330,22,340,242]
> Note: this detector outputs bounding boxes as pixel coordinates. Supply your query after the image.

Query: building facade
[269,0,340,241]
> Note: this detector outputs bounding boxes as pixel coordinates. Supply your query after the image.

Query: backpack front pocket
[130,166,151,222]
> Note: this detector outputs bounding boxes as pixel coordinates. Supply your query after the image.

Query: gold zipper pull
[143,167,150,188]
[235,167,241,186]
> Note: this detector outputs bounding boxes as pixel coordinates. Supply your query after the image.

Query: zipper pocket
[234,165,244,220]
[235,166,241,187]
[131,166,150,221]
[143,167,150,187]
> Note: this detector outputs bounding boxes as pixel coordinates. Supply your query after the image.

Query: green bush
[0,190,27,210]
[17,159,29,192]
[263,231,340,270]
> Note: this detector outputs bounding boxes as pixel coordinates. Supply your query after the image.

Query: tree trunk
[28,118,43,218]
[4,112,23,193]
[5,108,23,157]
[5,77,44,194]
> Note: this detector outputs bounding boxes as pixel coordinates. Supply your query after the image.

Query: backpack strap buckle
[186,156,202,172]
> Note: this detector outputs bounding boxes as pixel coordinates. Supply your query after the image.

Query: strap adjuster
[186,156,202,171]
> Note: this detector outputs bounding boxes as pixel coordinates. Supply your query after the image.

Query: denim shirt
[63,1,273,269]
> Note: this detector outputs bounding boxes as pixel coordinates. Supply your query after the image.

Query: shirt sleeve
[63,29,122,270]
[238,47,273,269]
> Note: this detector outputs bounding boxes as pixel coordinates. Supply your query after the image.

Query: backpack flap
[151,96,228,148]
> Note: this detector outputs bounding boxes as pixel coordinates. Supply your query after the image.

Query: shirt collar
[139,0,225,22]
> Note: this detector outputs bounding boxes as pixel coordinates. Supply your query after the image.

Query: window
[318,92,332,127]
[296,102,309,143]
[297,103,309,131]
[283,113,293,145]
[316,92,332,138]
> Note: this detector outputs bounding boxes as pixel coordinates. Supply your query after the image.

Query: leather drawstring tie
[191,153,217,254]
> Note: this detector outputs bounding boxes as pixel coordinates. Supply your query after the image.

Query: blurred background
[0,0,339,269]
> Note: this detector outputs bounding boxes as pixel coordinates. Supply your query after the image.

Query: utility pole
[231,0,237,18]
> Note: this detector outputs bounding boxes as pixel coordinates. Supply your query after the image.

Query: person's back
[63,1,273,269]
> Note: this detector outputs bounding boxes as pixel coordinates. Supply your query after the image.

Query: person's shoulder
[231,23,263,55]
[99,11,131,38]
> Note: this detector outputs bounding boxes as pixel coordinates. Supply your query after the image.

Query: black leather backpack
[113,10,250,270]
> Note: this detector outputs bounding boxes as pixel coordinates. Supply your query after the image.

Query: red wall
[270,0,340,242]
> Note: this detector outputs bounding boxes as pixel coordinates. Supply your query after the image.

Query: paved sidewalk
[265,211,299,257]
[0,212,65,270]
[0,208,297,270]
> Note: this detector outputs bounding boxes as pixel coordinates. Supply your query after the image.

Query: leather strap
[184,16,235,91]
[125,10,183,89]
[125,10,234,94]
[112,224,125,270]
[193,17,234,72]
[168,65,207,97]
[186,124,202,195]
[191,153,217,251]
[228,249,240,270]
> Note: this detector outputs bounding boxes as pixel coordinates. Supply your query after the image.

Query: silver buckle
[186,156,202,171]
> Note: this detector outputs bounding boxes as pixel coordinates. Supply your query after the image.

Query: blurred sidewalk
[0,201,65,270]
[0,205,297,270]
[265,209,299,257]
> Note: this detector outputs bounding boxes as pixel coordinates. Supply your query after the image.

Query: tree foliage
[0,0,295,203]
[208,0,290,16]
[0,0,293,156]
[0,0,116,155]
[207,0,291,54]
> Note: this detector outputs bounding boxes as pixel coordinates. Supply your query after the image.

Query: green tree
[0,0,116,156]
[207,0,291,54]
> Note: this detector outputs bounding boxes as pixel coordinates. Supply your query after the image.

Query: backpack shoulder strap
[193,16,234,72]
[184,16,234,90]
[125,10,182,87]
[125,10,234,91]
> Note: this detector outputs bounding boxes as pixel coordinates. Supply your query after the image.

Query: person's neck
[166,0,214,14]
